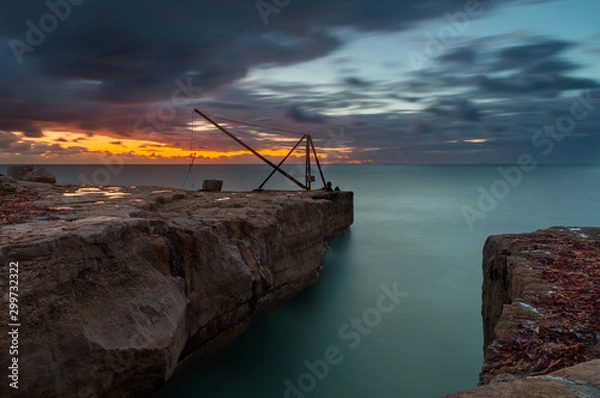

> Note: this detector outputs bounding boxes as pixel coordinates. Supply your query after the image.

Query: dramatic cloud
[0,0,519,135]
[496,39,572,68]
[439,47,478,65]
[0,0,598,163]
[0,131,19,149]
[408,122,434,135]
[286,105,327,124]
[344,77,372,87]
[426,98,481,122]
[475,74,598,96]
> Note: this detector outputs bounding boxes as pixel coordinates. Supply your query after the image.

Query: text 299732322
[7,261,20,390]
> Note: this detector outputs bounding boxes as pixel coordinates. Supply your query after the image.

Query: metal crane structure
[193,109,328,191]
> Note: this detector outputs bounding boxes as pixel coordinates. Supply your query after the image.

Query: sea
[2,164,599,397]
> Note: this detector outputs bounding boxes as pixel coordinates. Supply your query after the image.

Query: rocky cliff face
[0,184,353,397]
[446,227,600,397]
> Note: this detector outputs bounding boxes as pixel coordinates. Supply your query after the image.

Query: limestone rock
[0,186,353,396]
[6,165,56,184]
[447,227,600,397]
[23,168,56,184]
[7,165,33,180]
[445,360,600,397]
[479,227,600,384]
[0,176,17,193]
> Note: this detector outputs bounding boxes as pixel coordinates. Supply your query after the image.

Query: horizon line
[1,162,599,167]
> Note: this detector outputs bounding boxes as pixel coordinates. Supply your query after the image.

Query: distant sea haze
[3,164,598,397]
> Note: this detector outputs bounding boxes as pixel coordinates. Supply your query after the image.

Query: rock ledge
[446,227,600,397]
[0,183,353,397]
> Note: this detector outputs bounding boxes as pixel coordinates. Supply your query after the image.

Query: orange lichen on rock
[480,227,600,384]
[0,192,44,225]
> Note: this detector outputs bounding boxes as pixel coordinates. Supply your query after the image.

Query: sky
[0,0,599,164]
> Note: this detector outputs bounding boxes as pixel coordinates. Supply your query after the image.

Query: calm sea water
[2,164,598,397]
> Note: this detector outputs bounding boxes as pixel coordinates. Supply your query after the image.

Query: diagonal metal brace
[193,109,307,190]
[259,134,306,190]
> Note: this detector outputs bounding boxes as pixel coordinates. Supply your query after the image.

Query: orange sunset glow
[4,128,350,164]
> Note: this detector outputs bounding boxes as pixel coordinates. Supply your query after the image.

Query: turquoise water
[2,164,598,396]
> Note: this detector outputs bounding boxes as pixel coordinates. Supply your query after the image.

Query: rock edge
[0,183,353,397]
[446,227,600,397]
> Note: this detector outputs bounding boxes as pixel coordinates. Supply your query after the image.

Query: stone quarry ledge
[447,227,600,397]
[0,182,353,397]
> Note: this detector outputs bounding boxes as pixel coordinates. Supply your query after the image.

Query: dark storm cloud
[0,131,19,149]
[473,38,598,97]
[408,121,434,135]
[344,77,372,87]
[496,39,572,67]
[426,98,480,122]
[389,35,600,158]
[286,105,326,124]
[0,0,523,141]
[439,47,478,65]
[410,37,597,97]
[523,59,578,74]
[7,142,33,153]
[210,30,600,162]
[474,74,598,96]
[1,0,598,163]
[387,94,422,103]
[0,113,44,138]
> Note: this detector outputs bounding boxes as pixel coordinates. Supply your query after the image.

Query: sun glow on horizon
[8,130,332,163]
[463,139,489,144]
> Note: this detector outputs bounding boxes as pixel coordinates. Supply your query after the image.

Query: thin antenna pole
[305,135,311,191]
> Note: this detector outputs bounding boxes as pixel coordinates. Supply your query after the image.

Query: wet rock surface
[0,182,353,397]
